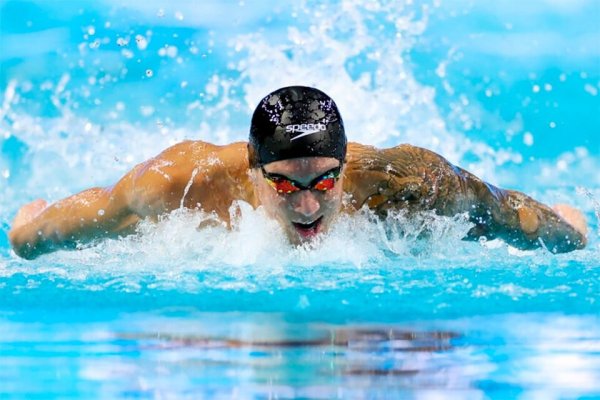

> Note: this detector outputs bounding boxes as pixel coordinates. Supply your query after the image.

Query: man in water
[9,86,587,259]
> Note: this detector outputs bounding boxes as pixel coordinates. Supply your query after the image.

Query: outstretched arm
[8,179,139,260]
[6,143,183,260]
[454,169,587,252]
[345,143,587,253]
[7,140,173,260]
[8,140,253,260]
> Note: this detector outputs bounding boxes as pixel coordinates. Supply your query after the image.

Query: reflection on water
[1,312,599,399]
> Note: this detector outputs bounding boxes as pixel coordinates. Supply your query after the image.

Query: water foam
[2,199,596,295]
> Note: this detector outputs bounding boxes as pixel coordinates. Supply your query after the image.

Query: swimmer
[8,86,587,259]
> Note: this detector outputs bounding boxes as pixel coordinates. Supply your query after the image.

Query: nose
[293,190,321,218]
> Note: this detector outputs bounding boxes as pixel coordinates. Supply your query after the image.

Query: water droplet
[135,35,148,50]
[575,147,588,158]
[98,209,105,216]
[140,105,155,116]
[584,84,598,96]
[166,45,178,58]
[145,69,153,77]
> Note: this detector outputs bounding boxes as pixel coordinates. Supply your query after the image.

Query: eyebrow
[264,166,341,186]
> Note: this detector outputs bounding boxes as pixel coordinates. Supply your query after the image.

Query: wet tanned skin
[343,143,586,253]
[9,140,586,259]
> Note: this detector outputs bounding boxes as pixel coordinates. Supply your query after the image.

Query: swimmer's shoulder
[139,140,248,176]
[344,143,419,208]
[347,142,447,174]
[125,141,251,215]
[153,140,227,162]
[348,141,431,157]
[344,142,459,210]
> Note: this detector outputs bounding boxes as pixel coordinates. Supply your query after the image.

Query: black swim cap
[248,86,346,168]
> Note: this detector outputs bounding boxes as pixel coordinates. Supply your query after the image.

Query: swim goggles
[261,166,342,194]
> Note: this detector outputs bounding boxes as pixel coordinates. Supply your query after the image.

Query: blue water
[1,0,599,398]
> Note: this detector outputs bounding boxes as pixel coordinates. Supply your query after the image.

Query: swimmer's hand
[552,204,588,240]
[10,199,48,232]
[8,199,49,259]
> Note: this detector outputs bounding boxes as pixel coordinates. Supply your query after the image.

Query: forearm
[9,188,137,259]
[462,179,586,253]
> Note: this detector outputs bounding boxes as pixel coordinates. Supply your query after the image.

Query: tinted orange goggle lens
[312,177,336,191]
[267,177,300,194]
[262,167,340,194]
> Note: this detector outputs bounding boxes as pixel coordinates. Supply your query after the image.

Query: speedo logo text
[286,123,327,141]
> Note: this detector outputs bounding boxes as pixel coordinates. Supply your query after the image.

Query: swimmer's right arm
[7,148,185,260]
[8,140,240,259]
[8,176,141,260]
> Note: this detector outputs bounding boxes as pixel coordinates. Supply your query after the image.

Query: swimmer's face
[252,157,345,244]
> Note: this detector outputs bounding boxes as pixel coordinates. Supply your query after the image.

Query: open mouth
[292,216,323,239]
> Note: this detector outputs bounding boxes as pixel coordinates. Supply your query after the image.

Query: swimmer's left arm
[403,146,588,253]
[458,179,587,253]
[346,143,587,253]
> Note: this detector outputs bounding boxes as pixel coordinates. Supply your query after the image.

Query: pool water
[1,0,599,398]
